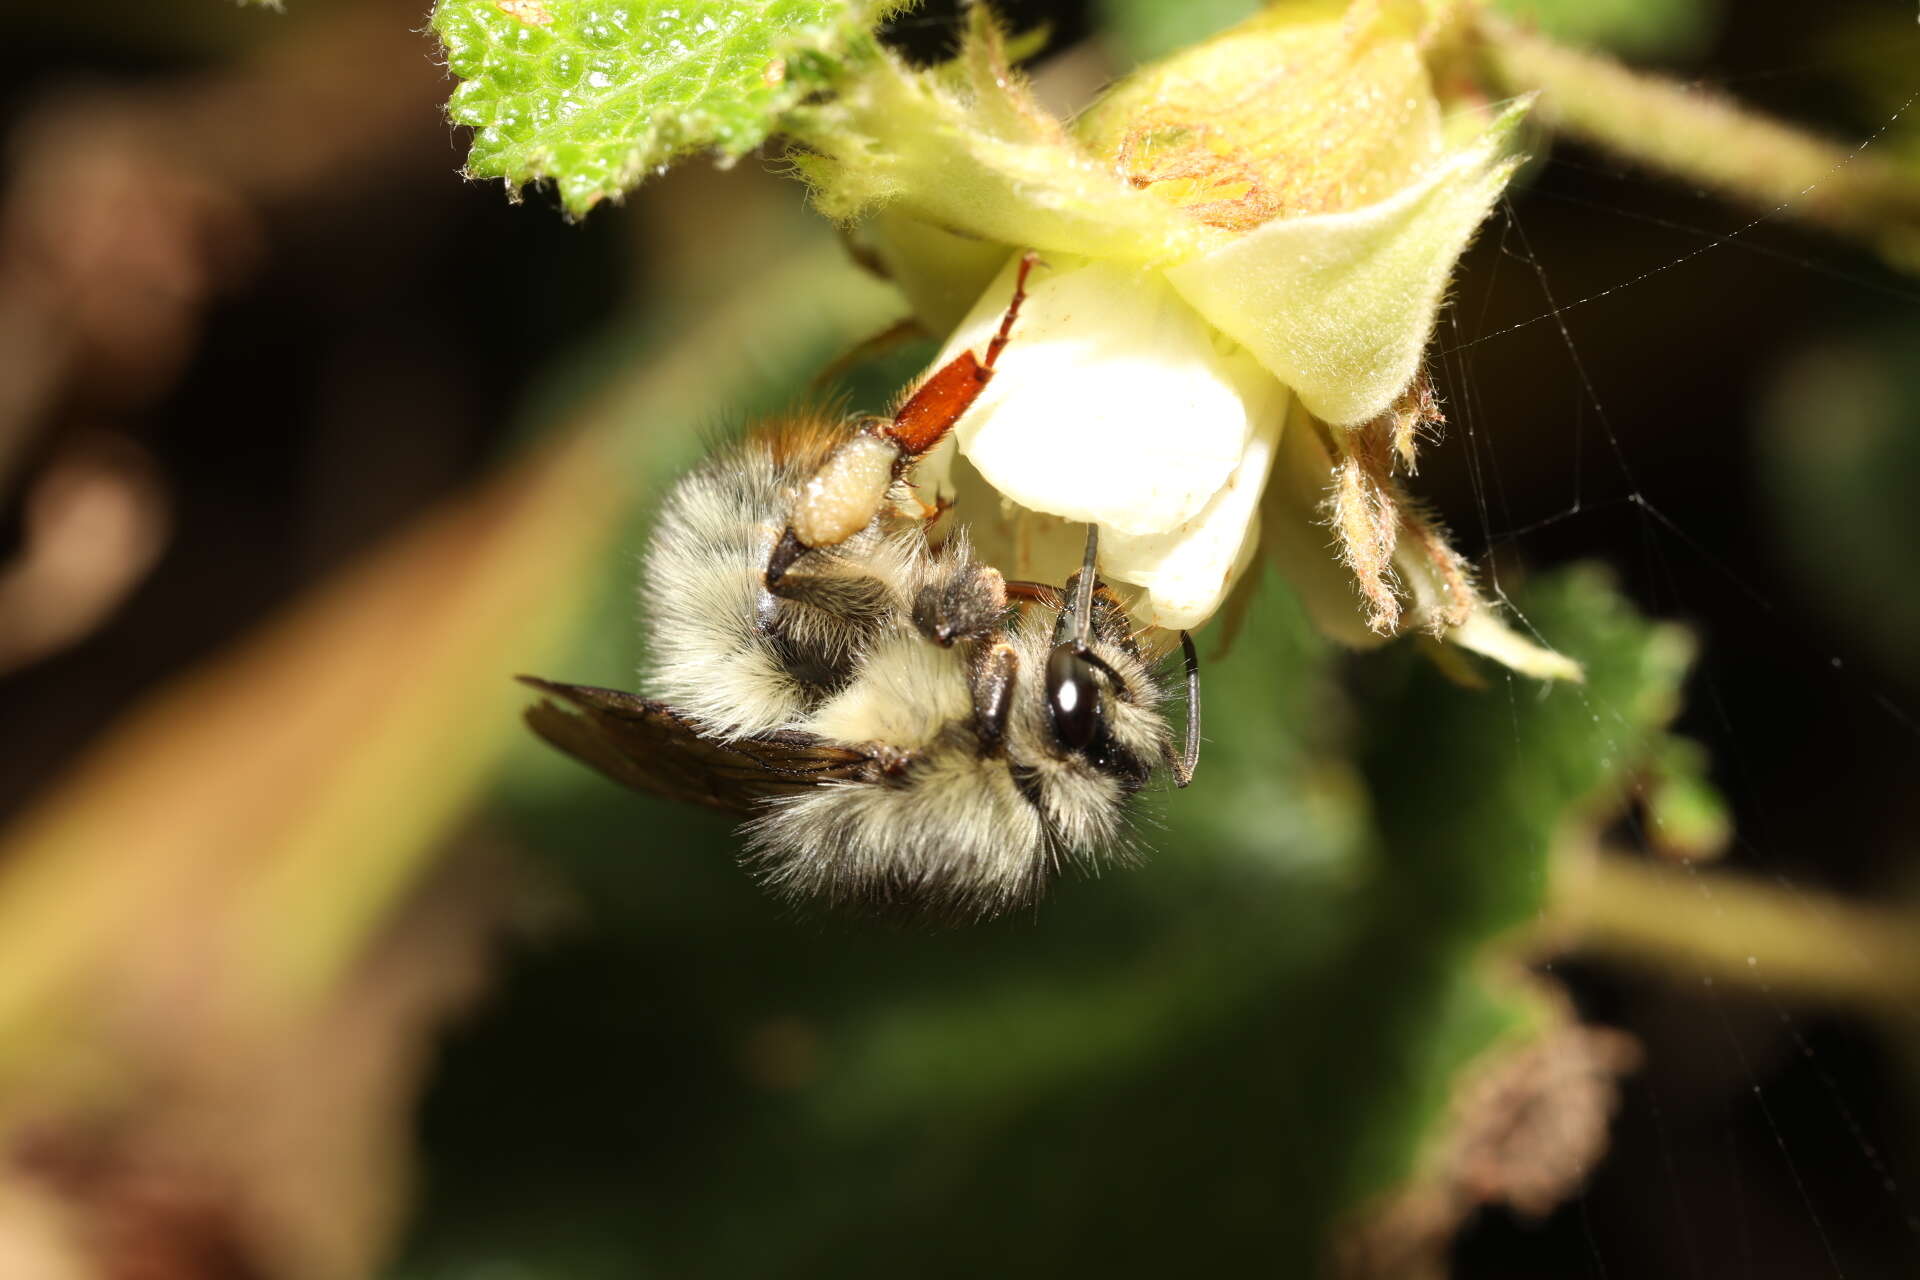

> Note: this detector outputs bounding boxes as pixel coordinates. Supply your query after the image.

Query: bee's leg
[763,553,895,625]
[911,562,1007,647]
[1003,580,1063,607]
[808,315,927,397]
[771,252,1040,577]
[882,249,1038,456]
[970,642,1020,756]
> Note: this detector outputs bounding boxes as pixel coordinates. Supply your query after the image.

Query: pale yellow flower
[801,3,1578,679]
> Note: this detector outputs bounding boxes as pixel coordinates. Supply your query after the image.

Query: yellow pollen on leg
[791,434,899,548]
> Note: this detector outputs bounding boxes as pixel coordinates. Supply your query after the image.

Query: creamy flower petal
[932,431,1277,635]
[1102,394,1286,631]
[930,257,1290,539]
[1163,102,1529,428]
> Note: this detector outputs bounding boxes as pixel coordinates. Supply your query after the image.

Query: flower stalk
[1543,846,1920,1016]
[1476,13,1920,270]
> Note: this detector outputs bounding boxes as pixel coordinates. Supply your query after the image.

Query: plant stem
[1546,849,1920,1018]
[1476,15,1920,272]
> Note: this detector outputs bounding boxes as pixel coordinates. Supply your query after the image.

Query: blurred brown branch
[0,409,628,1276]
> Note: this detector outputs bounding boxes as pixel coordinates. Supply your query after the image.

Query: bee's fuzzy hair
[745,596,1171,919]
[639,417,1178,917]
[641,426,915,740]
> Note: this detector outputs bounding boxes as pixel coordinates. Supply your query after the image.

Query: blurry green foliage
[395,233,1696,1271]
[1641,736,1732,858]
[1092,0,1264,65]
[1092,0,1720,67]
[1488,0,1719,59]
[1821,11,1920,167]
[432,0,904,216]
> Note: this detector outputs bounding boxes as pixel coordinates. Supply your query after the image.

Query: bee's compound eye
[1045,643,1103,750]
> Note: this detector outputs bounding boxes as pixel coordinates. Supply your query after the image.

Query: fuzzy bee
[521,255,1200,917]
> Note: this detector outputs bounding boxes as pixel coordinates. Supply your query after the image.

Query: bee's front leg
[911,561,1007,648]
[970,642,1020,756]
[769,251,1040,575]
[761,548,895,625]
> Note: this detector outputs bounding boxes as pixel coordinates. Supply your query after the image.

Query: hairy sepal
[1163,101,1530,428]
[793,13,1219,266]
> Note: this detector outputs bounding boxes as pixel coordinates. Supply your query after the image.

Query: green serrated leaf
[431,0,903,216]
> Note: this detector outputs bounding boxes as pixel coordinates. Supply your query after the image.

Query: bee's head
[1016,571,1162,796]
[1043,639,1104,752]
[991,526,1198,855]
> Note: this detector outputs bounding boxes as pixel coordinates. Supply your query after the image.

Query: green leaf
[431,0,904,216]
[1364,565,1695,937]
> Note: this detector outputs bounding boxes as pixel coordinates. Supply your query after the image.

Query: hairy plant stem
[1546,847,1920,1017]
[1476,15,1920,271]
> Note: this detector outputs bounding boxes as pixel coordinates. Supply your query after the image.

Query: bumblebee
[523,255,1199,916]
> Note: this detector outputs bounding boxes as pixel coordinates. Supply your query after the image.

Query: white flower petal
[1163,102,1528,428]
[937,457,1086,589]
[1102,393,1286,631]
[931,256,1290,538]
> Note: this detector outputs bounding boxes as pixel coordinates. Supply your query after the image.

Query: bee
[521,254,1201,917]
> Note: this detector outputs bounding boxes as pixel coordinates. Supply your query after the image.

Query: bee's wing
[517,677,873,816]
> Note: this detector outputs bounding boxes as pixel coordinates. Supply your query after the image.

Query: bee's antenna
[1170,629,1201,787]
[1072,523,1098,654]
